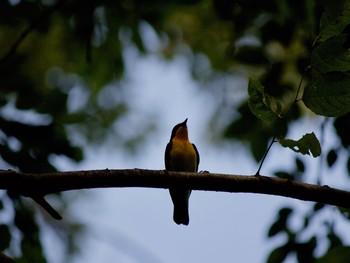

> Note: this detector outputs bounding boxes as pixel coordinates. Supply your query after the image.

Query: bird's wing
[165,141,172,170]
[192,143,200,172]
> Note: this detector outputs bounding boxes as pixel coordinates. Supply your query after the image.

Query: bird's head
[170,118,188,141]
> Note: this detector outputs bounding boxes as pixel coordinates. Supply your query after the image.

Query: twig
[255,71,306,175]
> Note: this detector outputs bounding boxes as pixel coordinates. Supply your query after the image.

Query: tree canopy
[0,0,350,262]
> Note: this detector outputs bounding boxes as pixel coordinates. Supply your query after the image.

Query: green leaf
[279,132,322,157]
[319,0,350,42]
[248,78,282,122]
[312,34,350,74]
[266,244,290,263]
[316,246,350,263]
[302,72,350,117]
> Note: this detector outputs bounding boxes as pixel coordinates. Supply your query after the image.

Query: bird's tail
[170,189,191,225]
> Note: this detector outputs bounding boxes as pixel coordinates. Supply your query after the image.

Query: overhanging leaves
[248,78,282,122]
[319,0,350,42]
[312,34,350,74]
[302,72,350,117]
[279,132,321,157]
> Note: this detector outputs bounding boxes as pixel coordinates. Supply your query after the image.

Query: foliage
[0,0,350,262]
[219,0,350,262]
[279,133,321,158]
[164,0,350,261]
[248,78,282,122]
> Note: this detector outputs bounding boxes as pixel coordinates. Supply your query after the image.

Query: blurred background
[0,0,350,262]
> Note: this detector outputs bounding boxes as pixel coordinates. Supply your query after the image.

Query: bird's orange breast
[168,138,197,172]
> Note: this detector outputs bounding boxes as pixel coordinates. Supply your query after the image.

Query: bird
[165,118,199,225]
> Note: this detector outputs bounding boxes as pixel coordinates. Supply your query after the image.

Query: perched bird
[165,118,199,225]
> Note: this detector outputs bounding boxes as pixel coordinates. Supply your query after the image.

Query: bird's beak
[182,118,188,126]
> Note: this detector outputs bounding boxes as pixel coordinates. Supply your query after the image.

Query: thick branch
[1,169,350,208]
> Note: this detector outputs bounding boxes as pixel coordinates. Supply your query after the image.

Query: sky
[43,52,285,263]
[40,27,350,263]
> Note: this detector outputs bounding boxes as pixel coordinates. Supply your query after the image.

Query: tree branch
[1,169,350,209]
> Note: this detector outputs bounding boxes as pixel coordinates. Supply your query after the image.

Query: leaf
[266,244,290,263]
[295,158,305,172]
[296,237,317,263]
[279,132,321,157]
[319,0,350,42]
[303,215,310,228]
[316,246,350,263]
[326,149,338,167]
[312,34,350,74]
[302,72,350,117]
[268,207,293,237]
[248,78,282,122]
